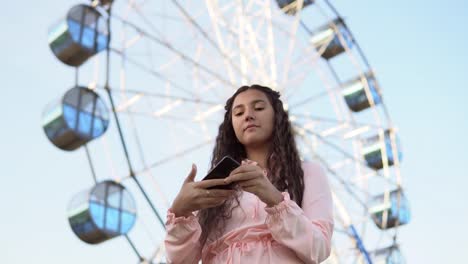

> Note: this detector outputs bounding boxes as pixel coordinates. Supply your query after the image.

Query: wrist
[265,190,284,207]
[171,208,193,218]
[171,202,192,218]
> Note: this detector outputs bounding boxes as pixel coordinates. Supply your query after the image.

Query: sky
[1,0,467,263]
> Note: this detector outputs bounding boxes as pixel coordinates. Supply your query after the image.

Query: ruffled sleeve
[164,208,202,264]
[264,162,334,264]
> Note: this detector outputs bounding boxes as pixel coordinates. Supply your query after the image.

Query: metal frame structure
[44,1,410,263]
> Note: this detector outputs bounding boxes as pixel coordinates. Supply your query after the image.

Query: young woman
[165,85,334,263]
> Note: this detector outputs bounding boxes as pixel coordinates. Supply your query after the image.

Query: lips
[244,124,259,131]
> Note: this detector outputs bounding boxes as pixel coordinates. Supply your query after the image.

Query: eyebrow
[233,99,266,110]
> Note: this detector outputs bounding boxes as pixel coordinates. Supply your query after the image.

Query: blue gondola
[311,18,353,60]
[369,189,410,230]
[276,0,314,15]
[42,86,109,151]
[68,180,137,244]
[362,129,402,170]
[48,4,108,66]
[342,72,382,112]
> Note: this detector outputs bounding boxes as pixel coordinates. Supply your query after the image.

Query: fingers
[225,170,258,184]
[237,179,257,188]
[230,164,258,176]
[202,189,236,198]
[195,188,234,209]
[198,188,234,202]
[195,178,229,189]
[184,164,197,183]
[241,159,258,166]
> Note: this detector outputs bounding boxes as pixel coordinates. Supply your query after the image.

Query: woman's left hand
[224,160,283,207]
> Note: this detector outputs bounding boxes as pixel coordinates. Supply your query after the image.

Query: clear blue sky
[1,0,467,263]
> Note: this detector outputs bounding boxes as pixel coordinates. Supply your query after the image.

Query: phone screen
[202,156,240,189]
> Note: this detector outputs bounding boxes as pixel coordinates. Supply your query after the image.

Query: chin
[241,136,268,148]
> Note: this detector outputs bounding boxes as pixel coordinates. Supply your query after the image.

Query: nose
[244,108,255,121]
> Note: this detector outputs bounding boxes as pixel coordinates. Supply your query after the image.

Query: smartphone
[202,156,240,190]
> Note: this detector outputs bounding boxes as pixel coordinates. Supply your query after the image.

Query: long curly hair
[197,84,304,247]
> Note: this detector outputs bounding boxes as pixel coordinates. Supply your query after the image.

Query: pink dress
[164,161,334,264]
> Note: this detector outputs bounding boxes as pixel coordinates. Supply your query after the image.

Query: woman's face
[231,89,275,148]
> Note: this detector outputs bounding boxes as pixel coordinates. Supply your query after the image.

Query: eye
[234,112,243,116]
[255,107,264,111]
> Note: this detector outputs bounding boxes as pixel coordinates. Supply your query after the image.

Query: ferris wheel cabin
[93,0,113,5]
[276,0,314,15]
[48,4,108,67]
[67,181,137,244]
[361,129,402,170]
[369,189,410,230]
[342,72,382,112]
[42,86,109,151]
[311,19,353,60]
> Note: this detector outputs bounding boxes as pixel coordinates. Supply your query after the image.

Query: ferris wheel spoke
[170,0,250,82]
[110,47,199,96]
[110,15,238,90]
[291,115,387,141]
[289,113,343,125]
[97,86,218,109]
[287,50,347,123]
[204,0,279,85]
[288,88,338,108]
[274,5,308,87]
[117,90,216,105]
[120,139,214,182]
[263,13,335,96]
[263,0,278,86]
[111,91,213,119]
[117,110,220,124]
[124,0,167,41]
[116,94,173,209]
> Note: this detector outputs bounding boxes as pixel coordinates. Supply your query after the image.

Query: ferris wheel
[43,0,411,263]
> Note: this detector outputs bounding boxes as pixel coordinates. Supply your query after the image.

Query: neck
[245,144,270,169]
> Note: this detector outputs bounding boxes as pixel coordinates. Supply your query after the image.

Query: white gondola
[68,181,137,244]
[48,4,108,66]
[369,189,410,230]
[276,0,314,15]
[42,86,109,151]
[343,72,382,112]
[311,19,353,60]
[362,129,402,170]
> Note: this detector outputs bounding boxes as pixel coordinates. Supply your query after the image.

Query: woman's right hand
[170,164,236,217]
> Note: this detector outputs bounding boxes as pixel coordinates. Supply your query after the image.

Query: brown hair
[197,84,304,247]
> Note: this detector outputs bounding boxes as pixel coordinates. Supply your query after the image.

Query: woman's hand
[171,164,236,217]
[224,160,283,207]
